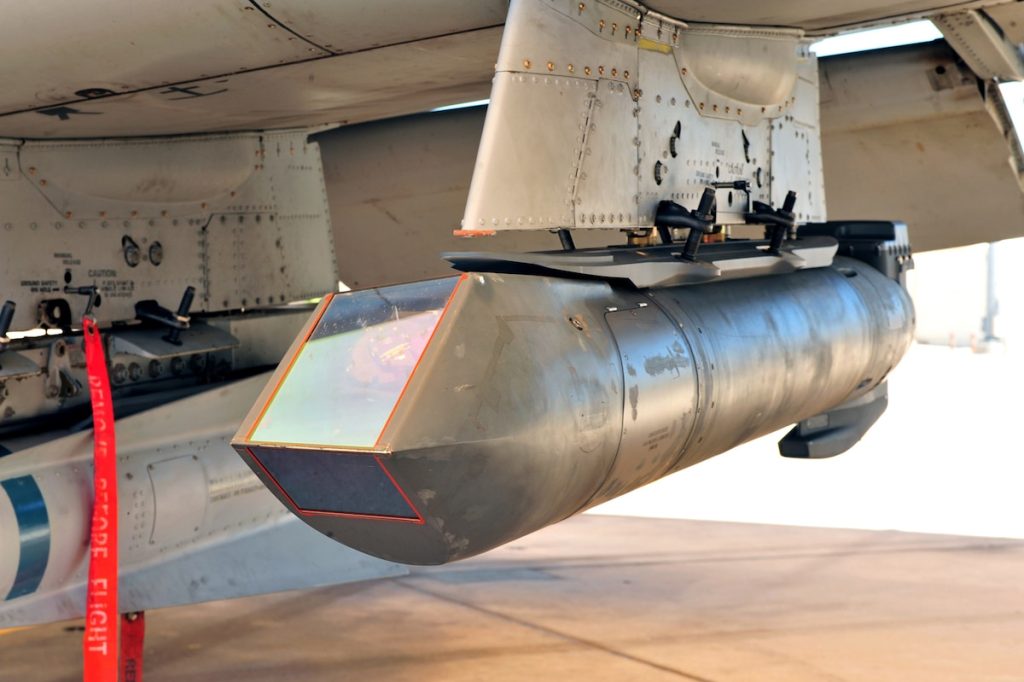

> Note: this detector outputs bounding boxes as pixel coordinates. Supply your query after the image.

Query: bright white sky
[809,19,943,56]
[813,19,1024,137]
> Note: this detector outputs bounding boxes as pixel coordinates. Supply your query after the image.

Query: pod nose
[235,275,461,548]
[245,446,423,523]
[234,272,622,565]
[244,275,461,452]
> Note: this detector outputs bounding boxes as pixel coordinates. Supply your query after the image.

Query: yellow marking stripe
[638,37,673,54]
[0,626,29,637]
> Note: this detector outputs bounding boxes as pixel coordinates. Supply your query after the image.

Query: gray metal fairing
[234,258,913,565]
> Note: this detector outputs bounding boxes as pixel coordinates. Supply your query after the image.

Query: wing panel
[821,40,1024,250]
[0,28,500,138]
[0,0,329,115]
[262,0,508,53]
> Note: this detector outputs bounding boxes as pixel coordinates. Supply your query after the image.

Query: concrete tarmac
[2,515,1022,681]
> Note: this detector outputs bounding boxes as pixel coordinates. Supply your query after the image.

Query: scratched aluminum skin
[235,258,913,564]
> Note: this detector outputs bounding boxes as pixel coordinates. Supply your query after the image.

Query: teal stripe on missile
[2,476,50,600]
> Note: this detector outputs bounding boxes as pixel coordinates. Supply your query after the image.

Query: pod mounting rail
[445,236,838,289]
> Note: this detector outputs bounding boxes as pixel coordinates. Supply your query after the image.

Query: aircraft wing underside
[0,0,1020,139]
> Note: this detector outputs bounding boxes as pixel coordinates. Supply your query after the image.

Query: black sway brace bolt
[746,190,798,255]
[654,186,717,261]
[164,286,195,346]
[556,228,576,251]
[0,300,14,354]
[63,285,100,317]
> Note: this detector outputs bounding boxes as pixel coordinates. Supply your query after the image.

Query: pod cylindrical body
[235,257,914,565]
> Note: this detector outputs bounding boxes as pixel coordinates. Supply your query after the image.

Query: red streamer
[82,317,119,682]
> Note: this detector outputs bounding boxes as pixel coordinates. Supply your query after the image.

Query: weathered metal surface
[261,0,509,53]
[820,40,1024,251]
[591,304,697,500]
[0,130,337,331]
[934,9,1024,80]
[233,257,914,565]
[0,17,501,139]
[462,0,824,233]
[0,373,403,628]
[0,0,330,116]
[0,0,1020,138]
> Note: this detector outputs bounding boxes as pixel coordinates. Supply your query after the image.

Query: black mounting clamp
[135,286,196,346]
[0,300,15,355]
[63,285,101,317]
[713,179,752,213]
[797,221,914,285]
[553,228,576,251]
[746,190,798,254]
[654,186,717,261]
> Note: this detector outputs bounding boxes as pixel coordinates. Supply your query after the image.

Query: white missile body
[0,374,402,628]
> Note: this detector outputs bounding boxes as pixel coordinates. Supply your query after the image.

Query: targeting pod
[233,226,914,565]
